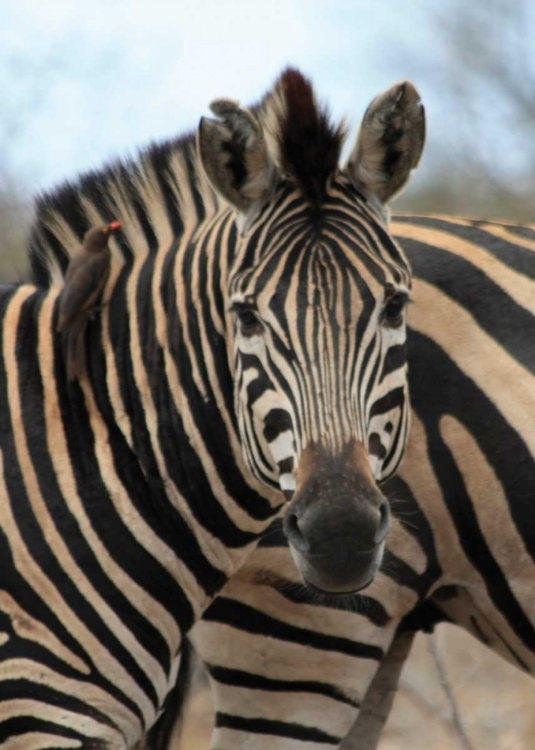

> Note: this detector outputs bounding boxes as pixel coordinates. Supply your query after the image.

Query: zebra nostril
[284,513,310,553]
[374,500,390,544]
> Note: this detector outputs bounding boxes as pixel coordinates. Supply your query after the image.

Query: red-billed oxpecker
[57,221,121,381]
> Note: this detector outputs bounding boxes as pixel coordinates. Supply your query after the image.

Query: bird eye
[383,293,409,327]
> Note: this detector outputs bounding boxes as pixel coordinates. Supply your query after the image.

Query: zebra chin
[281,439,390,595]
[288,540,385,595]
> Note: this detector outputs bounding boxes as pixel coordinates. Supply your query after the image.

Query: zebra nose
[284,512,311,554]
[374,499,390,544]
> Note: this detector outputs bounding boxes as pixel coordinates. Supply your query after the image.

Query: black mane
[28,131,210,287]
[28,67,345,287]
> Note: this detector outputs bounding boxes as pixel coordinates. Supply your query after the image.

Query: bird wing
[58,251,110,330]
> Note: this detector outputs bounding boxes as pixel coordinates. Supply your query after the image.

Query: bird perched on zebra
[57,220,121,381]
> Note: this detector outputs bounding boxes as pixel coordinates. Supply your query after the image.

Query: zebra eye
[383,293,409,327]
[231,303,263,336]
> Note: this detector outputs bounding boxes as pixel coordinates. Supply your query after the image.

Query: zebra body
[0,70,425,746]
[188,214,535,749]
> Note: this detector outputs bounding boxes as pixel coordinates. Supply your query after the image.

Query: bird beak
[109,220,122,232]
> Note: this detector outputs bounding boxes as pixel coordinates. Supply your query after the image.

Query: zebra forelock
[258,67,346,207]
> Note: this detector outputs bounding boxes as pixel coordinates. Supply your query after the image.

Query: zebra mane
[258,68,347,206]
[28,132,219,287]
[28,67,345,287]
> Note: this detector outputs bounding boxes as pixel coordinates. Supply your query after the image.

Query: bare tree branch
[340,630,416,750]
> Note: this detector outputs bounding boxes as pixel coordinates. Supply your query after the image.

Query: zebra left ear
[198,99,277,215]
[346,81,425,206]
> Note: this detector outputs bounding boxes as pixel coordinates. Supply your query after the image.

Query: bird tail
[62,317,88,382]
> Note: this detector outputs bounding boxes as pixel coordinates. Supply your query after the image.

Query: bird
[57,220,121,382]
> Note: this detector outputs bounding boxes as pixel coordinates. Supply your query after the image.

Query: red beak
[109,220,122,232]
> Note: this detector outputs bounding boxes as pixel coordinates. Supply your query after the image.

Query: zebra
[0,68,425,747]
[179,214,535,749]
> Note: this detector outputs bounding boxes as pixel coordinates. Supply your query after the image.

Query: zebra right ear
[198,100,277,214]
[346,81,425,207]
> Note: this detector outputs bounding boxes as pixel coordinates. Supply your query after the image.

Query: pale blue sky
[0,1,438,191]
[1,0,531,196]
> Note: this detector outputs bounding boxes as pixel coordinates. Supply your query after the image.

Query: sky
[1,0,532,198]
[1,0,441,194]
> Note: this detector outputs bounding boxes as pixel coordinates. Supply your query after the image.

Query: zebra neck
[85,215,283,585]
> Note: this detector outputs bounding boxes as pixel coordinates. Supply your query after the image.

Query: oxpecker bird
[57,221,121,381]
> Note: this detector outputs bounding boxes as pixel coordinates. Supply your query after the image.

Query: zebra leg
[340,629,416,750]
[189,551,414,749]
[142,640,195,750]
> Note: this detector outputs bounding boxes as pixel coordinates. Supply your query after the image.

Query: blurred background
[3,0,535,279]
[2,0,534,746]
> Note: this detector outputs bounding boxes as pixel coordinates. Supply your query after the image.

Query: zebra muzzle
[282,440,390,594]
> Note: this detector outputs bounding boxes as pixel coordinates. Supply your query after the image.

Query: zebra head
[199,69,425,594]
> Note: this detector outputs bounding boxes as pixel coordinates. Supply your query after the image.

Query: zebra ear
[346,81,425,206]
[198,99,277,214]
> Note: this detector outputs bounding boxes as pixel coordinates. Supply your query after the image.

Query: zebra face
[199,68,425,593]
[227,194,411,593]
